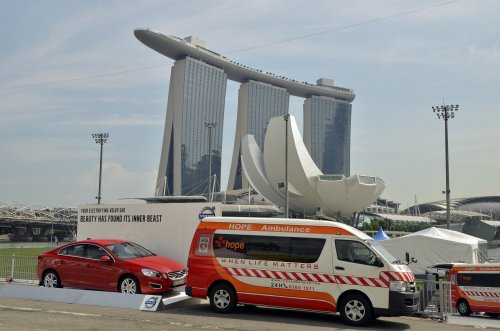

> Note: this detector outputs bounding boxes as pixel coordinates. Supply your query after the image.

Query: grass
[0,247,53,257]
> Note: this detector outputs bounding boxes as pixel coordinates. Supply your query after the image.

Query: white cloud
[78,162,157,203]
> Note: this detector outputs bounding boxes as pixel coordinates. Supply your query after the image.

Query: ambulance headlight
[390,280,410,292]
[141,268,161,278]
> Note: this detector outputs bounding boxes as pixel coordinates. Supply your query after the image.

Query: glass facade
[247,81,289,150]
[158,57,227,196]
[179,57,226,195]
[230,80,289,190]
[305,96,351,176]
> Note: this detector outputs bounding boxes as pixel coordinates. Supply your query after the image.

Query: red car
[38,239,187,294]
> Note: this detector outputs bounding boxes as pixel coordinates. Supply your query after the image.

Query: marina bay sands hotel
[134,29,355,197]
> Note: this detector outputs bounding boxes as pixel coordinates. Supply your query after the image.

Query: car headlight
[390,280,410,292]
[141,268,161,278]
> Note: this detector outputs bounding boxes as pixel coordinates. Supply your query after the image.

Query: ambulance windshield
[367,240,400,264]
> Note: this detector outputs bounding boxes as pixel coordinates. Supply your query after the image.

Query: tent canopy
[379,227,486,275]
[373,227,391,241]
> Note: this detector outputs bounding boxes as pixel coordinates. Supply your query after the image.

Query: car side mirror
[99,255,112,262]
[411,257,417,263]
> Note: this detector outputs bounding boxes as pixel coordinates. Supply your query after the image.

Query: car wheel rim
[458,302,467,313]
[44,273,57,287]
[121,279,137,294]
[345,300,365,321]
[214,289,230,309]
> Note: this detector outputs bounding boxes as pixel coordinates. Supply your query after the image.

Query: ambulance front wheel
[339,293,373,326]
[457,299,471,316]
[209,283,237,314]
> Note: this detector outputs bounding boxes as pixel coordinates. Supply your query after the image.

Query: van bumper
[374,291,420,317]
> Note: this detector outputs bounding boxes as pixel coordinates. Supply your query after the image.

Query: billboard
[77,202,221,264]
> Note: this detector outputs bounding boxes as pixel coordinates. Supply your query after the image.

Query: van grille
[167,269,187,280]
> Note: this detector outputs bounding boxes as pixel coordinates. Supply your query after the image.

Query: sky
[1,0,499,209]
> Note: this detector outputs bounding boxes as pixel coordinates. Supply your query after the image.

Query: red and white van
[448,263,500,318]
[186,217,419,326]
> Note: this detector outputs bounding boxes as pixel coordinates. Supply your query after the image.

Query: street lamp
[432,104,459,229]
[283,114,290,218]
[92,132,109,204]
[205,122,216,202]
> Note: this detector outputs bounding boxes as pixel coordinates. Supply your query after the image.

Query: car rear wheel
[339,293,373,326]
[209,283,237,313]
[457,299,471,316]
[43,270,62,288]
[119,276,141,294]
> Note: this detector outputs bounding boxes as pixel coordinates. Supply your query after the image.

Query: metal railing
[415,277,453,320]
[0,255,38,284]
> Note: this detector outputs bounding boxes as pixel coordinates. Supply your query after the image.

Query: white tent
[379,227,488,275]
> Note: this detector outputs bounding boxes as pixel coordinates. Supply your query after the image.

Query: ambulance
[448,263,500,318]
[185,217,420,326]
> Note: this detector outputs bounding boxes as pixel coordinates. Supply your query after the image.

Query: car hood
[127,255,185,273]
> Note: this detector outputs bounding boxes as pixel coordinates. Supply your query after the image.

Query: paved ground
[1,293,498,331]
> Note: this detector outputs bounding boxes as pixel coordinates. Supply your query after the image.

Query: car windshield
[366,239,399,264]
[106,241,154,260]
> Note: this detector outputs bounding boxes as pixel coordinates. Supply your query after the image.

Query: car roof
[73,238,128,246]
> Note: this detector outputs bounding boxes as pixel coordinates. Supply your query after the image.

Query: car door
[56,244,87,287]
[79,244,120,291]
[332,239,389,309]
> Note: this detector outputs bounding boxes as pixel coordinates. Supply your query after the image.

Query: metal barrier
[415,277,453,320]
[0,255,38,284]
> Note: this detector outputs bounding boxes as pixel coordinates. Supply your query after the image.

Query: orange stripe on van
[211,257,337,309]
[201,222,354,236]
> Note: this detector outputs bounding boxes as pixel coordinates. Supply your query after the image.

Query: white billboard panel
[77,203,221,264]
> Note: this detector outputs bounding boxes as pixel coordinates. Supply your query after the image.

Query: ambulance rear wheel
[457,299,471,316]
[339,293,373,326]
[209,283,237,313]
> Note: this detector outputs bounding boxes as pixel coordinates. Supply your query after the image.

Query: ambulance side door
[332,239,389,309]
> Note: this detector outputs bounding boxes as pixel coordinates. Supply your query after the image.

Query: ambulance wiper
[392,260,402,265]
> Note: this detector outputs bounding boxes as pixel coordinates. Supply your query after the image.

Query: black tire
[457,299,471,316]
[339,293,373,326]
[42,270,62,288]
[119,276,141,294]
[209,283,237,313]
[485,313,499,318]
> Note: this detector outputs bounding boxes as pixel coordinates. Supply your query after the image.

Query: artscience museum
[241,115,385,219]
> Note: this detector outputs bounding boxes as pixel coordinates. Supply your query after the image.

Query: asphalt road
[0,294,492,331]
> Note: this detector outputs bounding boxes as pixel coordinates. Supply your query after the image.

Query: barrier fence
[415,278,453,320]
[0,255,38,284]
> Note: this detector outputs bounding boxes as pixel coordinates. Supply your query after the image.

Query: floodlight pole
[92,132,109,204]
[283,114,290,218]
[205,122,216,202]
[432,104,459,229]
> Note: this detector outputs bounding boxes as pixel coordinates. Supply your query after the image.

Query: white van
[186,217,419,326]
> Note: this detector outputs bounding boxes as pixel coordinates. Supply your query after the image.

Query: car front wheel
[457,299,471,316]
[43,270,62,288]
[339,293,373,326]
[119,276,141,294]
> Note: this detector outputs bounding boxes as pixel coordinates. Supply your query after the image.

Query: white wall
[77,203,222,265]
